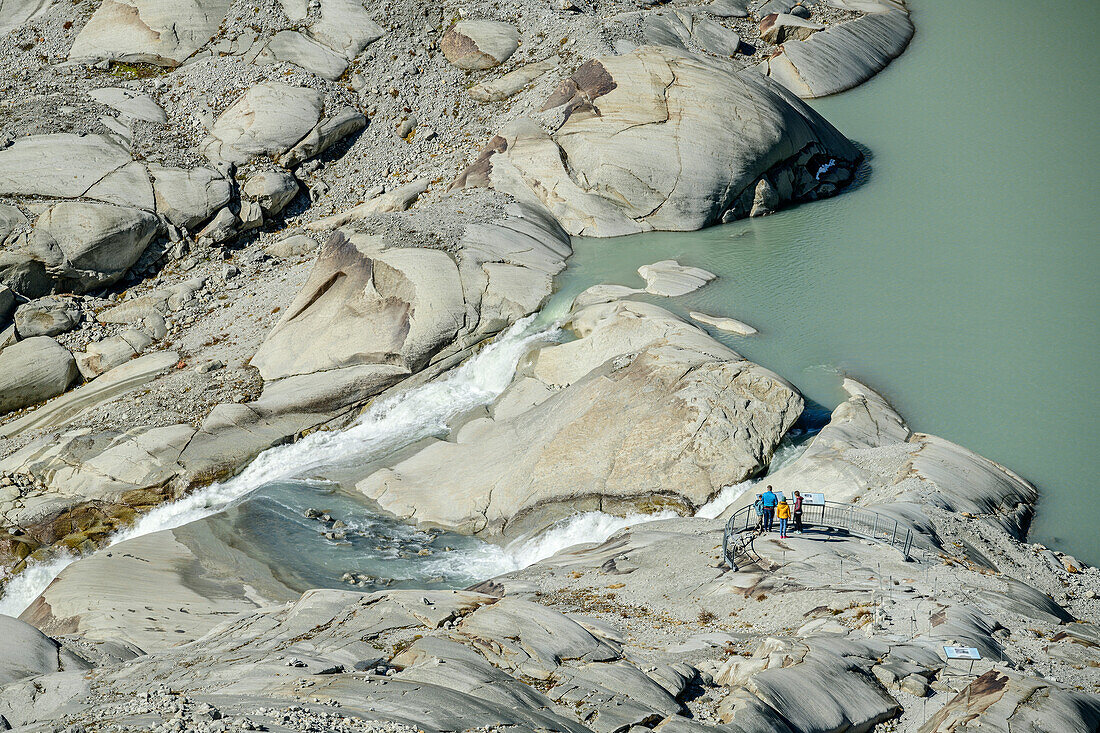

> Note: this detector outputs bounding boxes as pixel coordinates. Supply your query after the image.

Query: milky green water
[552,1,1100,563]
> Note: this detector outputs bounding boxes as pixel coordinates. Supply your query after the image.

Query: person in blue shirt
[760,486,778,532]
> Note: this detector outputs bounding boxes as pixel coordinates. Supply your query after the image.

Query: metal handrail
[722,500,914,570]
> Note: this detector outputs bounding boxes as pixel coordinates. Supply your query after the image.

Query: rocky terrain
[3,0,1097,730]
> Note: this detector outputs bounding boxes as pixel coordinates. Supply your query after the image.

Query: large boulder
[241,166,299,216]
[67,0,232,67]
[0,135,227,231]
[0,204,27,244]
[12,201,159,296]
[88,87,168,124]
[456,46,861,236]
[148,165,231,229]
[643,9,743,58]
[0,283,17,324]
[255,30,349,80]
[0,336,78,414]
[759,1,914,98]
[441,20,519,70]
[759,12,823,44]
[309,0,384,58]
[200,82,324,166]
[13,297,81,338]
[0,0,51,34]
[0,351,179,439]
[356,300,803,536]
[74,329,153,378]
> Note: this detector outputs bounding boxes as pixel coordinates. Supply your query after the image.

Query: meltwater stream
[1,302,818,616]
[3,317,649,616]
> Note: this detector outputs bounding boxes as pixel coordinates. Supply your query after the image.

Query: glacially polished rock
[456,46,861,236]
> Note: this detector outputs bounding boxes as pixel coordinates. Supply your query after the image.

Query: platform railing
[722,500,914,570]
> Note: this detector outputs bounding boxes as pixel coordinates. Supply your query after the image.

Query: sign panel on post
[804,492,825,505]
[943,646,981,660]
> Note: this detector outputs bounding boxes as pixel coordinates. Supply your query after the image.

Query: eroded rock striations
[456,46,861,236]
[7,4,1095,733]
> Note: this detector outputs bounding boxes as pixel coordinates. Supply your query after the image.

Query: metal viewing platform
[722,500,915,571]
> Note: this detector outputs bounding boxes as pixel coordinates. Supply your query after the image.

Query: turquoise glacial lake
[552,0,1100,563]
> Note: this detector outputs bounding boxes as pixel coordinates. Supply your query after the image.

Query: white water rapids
[2,319,554,615]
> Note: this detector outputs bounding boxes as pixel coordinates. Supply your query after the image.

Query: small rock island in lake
[0,0,1097,731]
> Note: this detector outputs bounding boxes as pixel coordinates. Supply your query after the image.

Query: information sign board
[943,646,981,660]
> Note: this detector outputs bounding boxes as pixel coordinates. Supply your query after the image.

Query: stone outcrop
[357,299,802,536]
[456,46,861,236]
[22,523,299,651]
[0,588,691,731]
[920,670,1100,733]
[19,202,159,296]
[0,424,195,524]
[252,198,570,386]
[0,615,90,687]
[7,511,1095,733]
[200,81,365,168]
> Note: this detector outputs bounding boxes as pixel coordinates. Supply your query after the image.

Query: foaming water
[193,477,681,595]
[0,318,557,617]
[0,553,75,617]
[498,510,680,570]
[695,482,753,520]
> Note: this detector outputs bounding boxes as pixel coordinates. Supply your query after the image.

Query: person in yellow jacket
[776,500,792,538]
